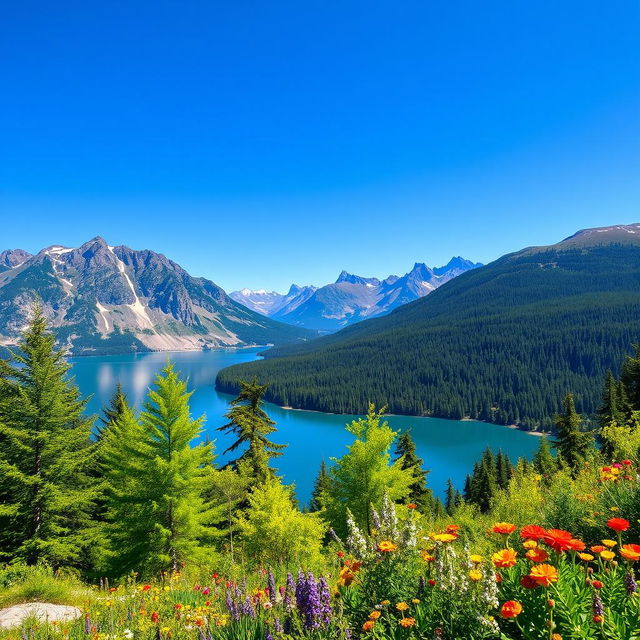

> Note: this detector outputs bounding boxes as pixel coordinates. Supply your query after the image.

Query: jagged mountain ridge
[0,237,313,355]
[232,257,482,331]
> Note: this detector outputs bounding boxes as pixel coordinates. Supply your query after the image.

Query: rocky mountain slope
[0,237,313,355]
[232,257,481,331]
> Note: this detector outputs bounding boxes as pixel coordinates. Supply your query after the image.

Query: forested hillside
[217,225,640,429]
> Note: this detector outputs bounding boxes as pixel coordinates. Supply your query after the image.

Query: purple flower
[268,570,277,604]
[626,571,637,595]
[318,576,333,624]
[225,590,239,622]
[84,616,91,635]
[274,618,283,633]
[241,595,256,619]
[295,571,322,629]
[593,594,604,616]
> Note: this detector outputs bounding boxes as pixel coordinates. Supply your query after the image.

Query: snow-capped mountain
[230,284,317,316]
[0,237,313,355]
[233,257,482,332]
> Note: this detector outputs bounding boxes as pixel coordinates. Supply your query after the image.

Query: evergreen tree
[553,393,594,472]
[0,304,97,567]
[325,405,414,535]
[495,450,513,490]
[598,371,624,428]
[98,383,128,438]
[463,450,498,512]
[621,345,640,411]
[102,363,218,576]
[393,430,435,511]
[309,460,331,512]
[217,378,286,484]
[533,436,557,480]
[445,479,461,514]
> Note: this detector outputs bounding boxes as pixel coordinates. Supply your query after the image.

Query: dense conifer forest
[217,241,640,430]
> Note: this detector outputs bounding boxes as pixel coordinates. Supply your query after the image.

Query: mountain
[0,237,314,355]
[234,258,481,332]
[216,223,640,430]
[230,284,317,316]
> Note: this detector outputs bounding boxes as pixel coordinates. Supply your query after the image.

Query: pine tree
[495,450,513,490]
[533,436,557,480]
[553,393,594,472]
[325,405,414,535]
[445,479,460,514]
[217,378,286,484]
[598,371,624,428]
[621,346,640,411]
[0,304,97,567]
[98,383,128,438]
[102,363,218,576]
[393,430,435,511]
[309,460,331,512]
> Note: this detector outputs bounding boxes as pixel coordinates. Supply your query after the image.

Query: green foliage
[532,435,558,480]
[309,460,331,512]
[553,392,595,471]
[217,244,640,429]
[236,477,326,567]
[0,304,97,568]
[394,431,436,513]
[97,383,128,438]
[217,378,286,485]
[101,363,219,576]
[325,405,415,535]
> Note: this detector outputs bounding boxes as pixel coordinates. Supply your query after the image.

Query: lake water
[70,348,539,504]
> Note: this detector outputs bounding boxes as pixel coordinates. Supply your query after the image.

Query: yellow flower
[431,533,457,543]
[381,600,390,606]
[601,550,616,561]
[602,539,617,548]
[396,602,409,611]
[377,540,398,553]
[469,554,484,564]
[411,598,420,604]
[469,569,482,582]
[578,553,594,562]
[368,611,381,620]
[421,550,435,563]
[522,540,538,550]
[610,506,620,512]
[399,617,416,628]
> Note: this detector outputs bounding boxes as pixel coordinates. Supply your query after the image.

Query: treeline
[216,244,640,430]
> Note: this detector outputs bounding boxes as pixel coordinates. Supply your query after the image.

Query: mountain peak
[559,223,640,247]
[335,271,380,286]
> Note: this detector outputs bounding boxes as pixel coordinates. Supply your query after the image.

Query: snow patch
[95,302,111,333]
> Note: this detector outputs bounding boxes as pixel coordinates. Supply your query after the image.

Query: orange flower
[520,525,547,541]
[492,522,517,535]
[525,548,549,563]
[368,611,381,620]
[362,620,375,631]
[407,503,417,509]
[446,524,461,533]
[620,544,640,562]
[396,602,409,612]
[492,548,518,568]
[399,618,416,628]
[542,529,574,552]
[377,540,398,553]
[529,563,559,587]
[590,545,606,553]
[567,539,586,551]
[420,550,435,563]
[500,601,523,618]
[607,517,630,532]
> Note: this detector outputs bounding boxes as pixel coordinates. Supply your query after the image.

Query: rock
[0,602,82,629]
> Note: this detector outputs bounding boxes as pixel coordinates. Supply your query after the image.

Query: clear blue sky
[1,1,639,292]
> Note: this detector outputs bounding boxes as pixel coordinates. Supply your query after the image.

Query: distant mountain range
[217,223,640,429]
[0,237,313,355]
[230,257,482,331]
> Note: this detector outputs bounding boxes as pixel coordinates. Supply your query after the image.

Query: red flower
[407,503,417,509]
[592,580,604,589]
[500,601,523,619]
[151,612,159,623]
[428,579,436,586]
[337,551,345,558]
[542,529,574,552]
[520,574,539,589]
[567,538,586,551]
[520,525,547,541]
[622,460,633,466]
[607,517,630,532]
[142,585,151,591]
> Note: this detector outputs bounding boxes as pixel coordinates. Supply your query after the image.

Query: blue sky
[1,1,639,292]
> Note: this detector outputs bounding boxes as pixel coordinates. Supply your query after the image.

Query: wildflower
[362,620,375,631]
[469,569,482,582]
[431,533,457,543]
[151,612,159,623]
[377,540,398,553]
[578,553,594,562]
[420,550,435,563]
[567,539,585,551]
[399,618,416,628]
[411,598,420,604]
[621,544,640,561]
[590,545,606,553]
[601,550,616,561]
[602,539,617,548]
[547,599,555,608]
[492,548,517,568]
[500,601,523,618]
[622,459,633,466]
[396,602,409,611]
[520,525,547,541]
[529,564,559,587]
[593,615,604,623]
[492,522,517,535]
[368,611,380,620]
[627,571,638,594]
[381,600,390,605]
[542,529,574,552]
[520,575,539,589]
[469,554,484,564]
[337,551,344,558]
[428,579,436,586]
[522,540,538,550]
[593,593,604,619]
[407,503,417,509]
[525,548,549,563]
[551,635,563,640]
[446,524,461,533]
[591,580,604,589]
[607,517,630,532]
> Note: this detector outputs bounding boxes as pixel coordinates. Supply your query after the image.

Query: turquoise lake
[70,348,539,504]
